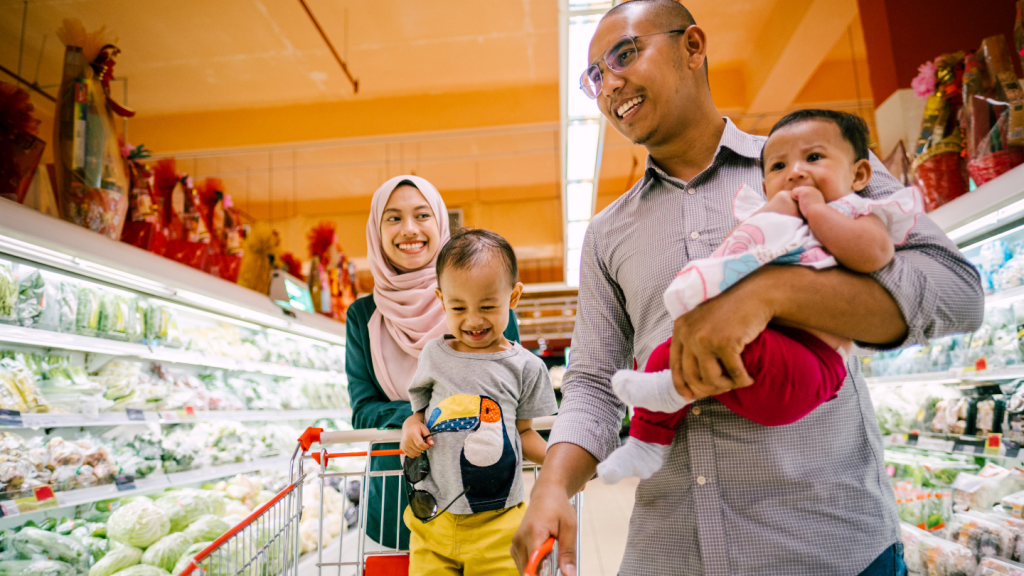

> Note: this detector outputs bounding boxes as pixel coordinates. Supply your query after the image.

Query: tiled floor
[523,474,640,576]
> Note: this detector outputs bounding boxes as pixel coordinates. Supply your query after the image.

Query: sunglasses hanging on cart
[403,449,470,523]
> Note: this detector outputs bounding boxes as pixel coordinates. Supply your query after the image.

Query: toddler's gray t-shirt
[407,337,557,515]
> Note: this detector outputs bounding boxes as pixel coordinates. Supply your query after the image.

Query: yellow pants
[404,502,526,576]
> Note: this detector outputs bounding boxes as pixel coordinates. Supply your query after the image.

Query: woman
[346,175,520,550]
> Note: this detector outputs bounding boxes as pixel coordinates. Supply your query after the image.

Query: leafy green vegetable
[0,263,16,319]
[182,516,229,543]
[170,542,211,576]
[140,533,192,573]
[109,565,169,576]
[11,528,89,568]
[108,499,170,548]
[76,287,100,332]
[88,545,142,576]
[155,494,213,533]
[0,559,78,576]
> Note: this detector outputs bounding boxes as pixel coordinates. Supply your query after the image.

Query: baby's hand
[791,186,826,215]
[761,190,801,218]
[401,413,433,458]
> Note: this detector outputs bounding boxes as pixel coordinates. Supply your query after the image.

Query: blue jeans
[858,542,907,576]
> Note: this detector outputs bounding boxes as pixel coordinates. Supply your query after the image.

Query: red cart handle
[524,537,556,576]
[298,427,322,451]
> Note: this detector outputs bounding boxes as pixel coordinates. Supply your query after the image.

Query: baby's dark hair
[760,109,871,172]
[436,228,519,287]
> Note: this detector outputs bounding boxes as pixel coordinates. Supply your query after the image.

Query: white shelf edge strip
[53,455,292,508]
[866,365,1024,386]
[0,324,344,380]
[14,409,351,429]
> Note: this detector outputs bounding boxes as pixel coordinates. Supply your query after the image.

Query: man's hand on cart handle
[512,483,578,575]
[401,411,434,458]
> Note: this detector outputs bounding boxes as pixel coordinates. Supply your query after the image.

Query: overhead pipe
[296,0,359,94]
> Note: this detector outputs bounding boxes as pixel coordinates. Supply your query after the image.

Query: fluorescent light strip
[281,323,346,347]
[948,197,1024,243]
[161,300,262,331]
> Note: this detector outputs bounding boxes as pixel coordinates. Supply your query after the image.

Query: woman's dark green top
[345,294,519,548]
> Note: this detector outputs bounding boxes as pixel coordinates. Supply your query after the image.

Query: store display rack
[1,408,350,429]
[0,323,343,380]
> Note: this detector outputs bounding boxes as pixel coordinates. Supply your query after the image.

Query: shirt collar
[642,117,763,185]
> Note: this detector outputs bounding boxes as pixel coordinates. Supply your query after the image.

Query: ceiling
[0,0,875,260]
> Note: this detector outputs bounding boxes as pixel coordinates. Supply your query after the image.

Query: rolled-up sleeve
[548,223,631,461]
[857,154,985,350]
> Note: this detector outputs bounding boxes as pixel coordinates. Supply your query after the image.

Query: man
[511,1,983,575]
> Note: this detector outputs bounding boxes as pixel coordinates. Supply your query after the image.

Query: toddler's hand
[791,186,826,215]
[401,414,433,458]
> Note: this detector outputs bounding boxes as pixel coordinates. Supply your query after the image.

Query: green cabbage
[109,566,169,576]
[140,533,192,573]
[155,494,213,533]
[170,542,212,576]
[88,545,142,576]
[80,536,110,561]
[108,499,170,548]
[182,516,229,543]
[201,492,226,518]
[0,560,78,576]
[11,528,89,568]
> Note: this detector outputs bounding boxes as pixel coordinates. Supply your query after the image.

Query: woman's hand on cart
[512,484,578,576]
[401,411,434,457]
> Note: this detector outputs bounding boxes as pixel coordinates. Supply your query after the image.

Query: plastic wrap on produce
[902,522,977,575]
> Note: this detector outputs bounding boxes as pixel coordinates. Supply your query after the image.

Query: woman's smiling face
[380,184,441,273]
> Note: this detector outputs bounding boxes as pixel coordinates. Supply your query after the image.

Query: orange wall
[129,84,559,153]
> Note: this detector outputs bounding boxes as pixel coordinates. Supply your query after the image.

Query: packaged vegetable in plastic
[107,498,170,548]
[110,566,169,576]
[155,492,213,533]
[0,559,79,576]
[182,515,228,542]
[88,544,142,576]
[0,263,16,323]
[170,542,212,576]
[977,556,1024,575]
[0,366,28,413]
[76,286,100,334]
[0,358,48,413]
[948,512,1016,561]
[14,270,45,327]
[11,528,89,568]
[140,533,191,573]
[79,536,110,562]
[99,294,128,336]
[57,281,78,333]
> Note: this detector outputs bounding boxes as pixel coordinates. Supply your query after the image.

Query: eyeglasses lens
[409,490,438,520]
[580,36,638,99]
[404,454,430,484]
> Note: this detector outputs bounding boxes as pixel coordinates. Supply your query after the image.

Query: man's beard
[633,126,658,146]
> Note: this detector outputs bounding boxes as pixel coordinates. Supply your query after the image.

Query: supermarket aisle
[523,474,640,576]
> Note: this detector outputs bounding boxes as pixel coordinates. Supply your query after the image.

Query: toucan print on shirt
[407,338,558,516]
[427,393,517,513]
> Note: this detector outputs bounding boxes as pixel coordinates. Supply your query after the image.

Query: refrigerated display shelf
[3,408,351,429]
[866,364,1024,386]
[0,324,344,380]
[48,455,293,509]
[883,432,1022,461]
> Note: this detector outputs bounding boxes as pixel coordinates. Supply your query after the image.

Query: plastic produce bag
[977,556,1024,575]
[0,263,16,324]
[901,522,977,575]
[182,515,228,542]
[107,498,170,548]
[76,286,100,334]
[98,294,128,337]
[11,528,89,568]
[57,281,78,333]
[154,492,213,533]
[0,559,78,576]
[88,544,141,576]
[140,533,191,573]
[14,271,45,328]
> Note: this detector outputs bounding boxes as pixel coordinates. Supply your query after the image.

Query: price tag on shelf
[0,500,19,518]
[160,411,180,423]
[22,414,69,428]
[114,475,136,491]
[907,433,919,446]
[126,409,146,421]
[0,409,23,427]
[184,406,195,417]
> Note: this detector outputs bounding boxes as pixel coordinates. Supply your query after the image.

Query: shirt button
[690,231,700,239]
[691,406,701,416]
[697,476,707,485]
[688,188,696,195]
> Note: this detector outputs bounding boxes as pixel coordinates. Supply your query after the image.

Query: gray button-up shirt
[549,118,984,576]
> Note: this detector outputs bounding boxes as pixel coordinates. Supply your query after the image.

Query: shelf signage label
[114,475,136,491]
[0,501,18,518]
[126,409,146,421]
[953,437,986,454]
[0,409,22,427]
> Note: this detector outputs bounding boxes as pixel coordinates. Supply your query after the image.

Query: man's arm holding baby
[792,186,894,273]
[517,419,546,465]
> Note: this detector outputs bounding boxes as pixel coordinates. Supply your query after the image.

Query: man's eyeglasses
[403,447,469,524]
[580,27,692,99]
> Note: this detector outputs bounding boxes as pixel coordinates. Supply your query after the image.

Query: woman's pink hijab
[366,175,450,401]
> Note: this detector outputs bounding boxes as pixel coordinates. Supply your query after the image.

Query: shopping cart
[175,416,579,576]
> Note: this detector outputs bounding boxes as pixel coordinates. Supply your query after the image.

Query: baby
[598,109,923,484]
[400,229,557,575]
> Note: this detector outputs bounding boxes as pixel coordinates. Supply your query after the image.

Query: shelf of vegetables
[0,204,356,557]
